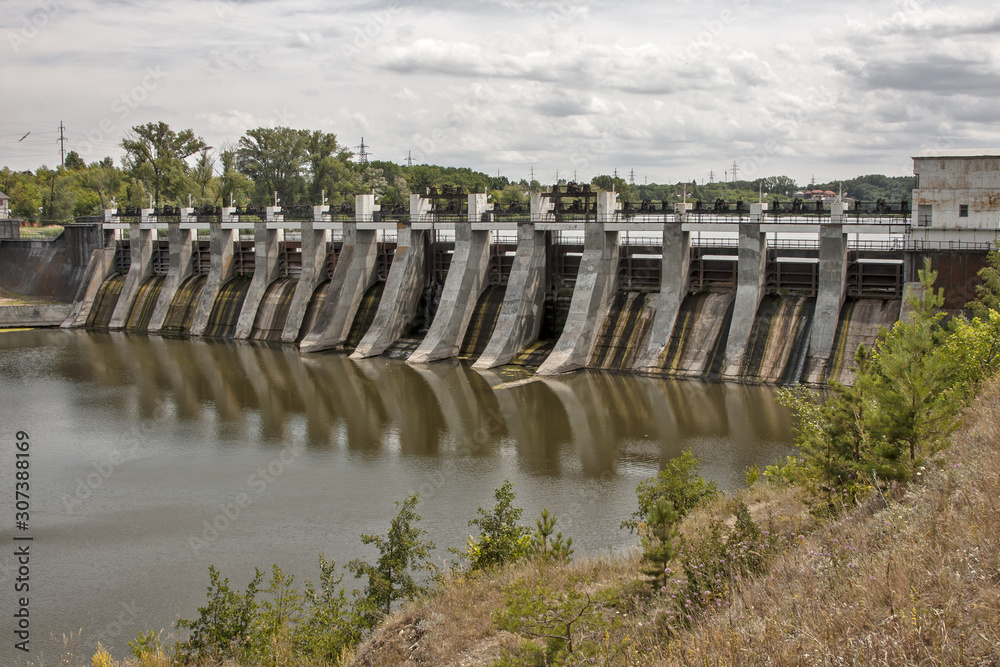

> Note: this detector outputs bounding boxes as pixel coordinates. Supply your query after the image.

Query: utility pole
[58,121,66,167]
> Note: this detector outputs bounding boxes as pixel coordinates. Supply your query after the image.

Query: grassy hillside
[348,381,1000,665]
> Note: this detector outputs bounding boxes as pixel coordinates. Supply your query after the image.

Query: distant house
[0,191,8,220]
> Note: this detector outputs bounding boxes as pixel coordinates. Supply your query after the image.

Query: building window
[918,204,932,227]
[959,204,969,217]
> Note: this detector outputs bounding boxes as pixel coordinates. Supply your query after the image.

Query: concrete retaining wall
[0,224,106,302]
[0,304,73,327]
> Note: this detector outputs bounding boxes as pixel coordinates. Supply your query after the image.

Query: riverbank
[350,379,1000,666]
[76,377,1000,666]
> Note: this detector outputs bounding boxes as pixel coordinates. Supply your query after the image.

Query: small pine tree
[968,249,1000,319]
[640,497,680,589]
[868,258,959,464]
[529,508,574,562]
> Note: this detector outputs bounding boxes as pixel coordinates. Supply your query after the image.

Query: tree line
[0,121,915,225]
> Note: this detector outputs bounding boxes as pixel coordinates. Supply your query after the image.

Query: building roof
[0,191,8,201]
[913,149,1000,159]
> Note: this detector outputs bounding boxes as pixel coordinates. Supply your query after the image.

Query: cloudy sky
[2,0,999,186]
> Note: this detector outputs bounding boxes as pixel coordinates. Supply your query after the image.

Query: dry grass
[351,379,1000,666]
[642,381,1000,666]
[350,556,641,666]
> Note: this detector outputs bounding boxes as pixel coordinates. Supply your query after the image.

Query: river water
[0,329,794,662]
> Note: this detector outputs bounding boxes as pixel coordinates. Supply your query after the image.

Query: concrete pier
[632,203,692,373]
[62,246,117,327]
[350,194,428,359]
[299,195,380,352]
[803,202,849,384]
[472,221,547,370]
[147,212,196,333]
[108,217,155,329]
[537,191,620,375]
[189,217,238,336]
[281,213,330,343]
[234,217,283,339]
[408,194,491,364]
[720,203,768,379]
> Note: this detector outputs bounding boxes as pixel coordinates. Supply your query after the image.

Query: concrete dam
[45,182,989,386]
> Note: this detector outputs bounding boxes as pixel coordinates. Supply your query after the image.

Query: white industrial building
[911,149,1000,245]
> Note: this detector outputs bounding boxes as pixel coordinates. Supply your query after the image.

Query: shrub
[622,448,719,533]
[348,493,436,627]
[175,565,264,664]
[453,479,531,571]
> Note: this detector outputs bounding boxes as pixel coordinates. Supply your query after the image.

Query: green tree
[218,142,253,207]
[121,121,206,207]
[454,479,530,571]
[176,565,264,664]
[79,158,122,210]
[64,150,86,171]
[292,555,365,662]
[236,126,309,204]
[868,259,960,463]
[623,449,719,532]
[347,493,435,625]
[528,508,573,563]
[968,250,1000,319]
[640,497,680,589]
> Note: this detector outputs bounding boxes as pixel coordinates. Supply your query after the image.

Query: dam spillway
[56,191,987,386]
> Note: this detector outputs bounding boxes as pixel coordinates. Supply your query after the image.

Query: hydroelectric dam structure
[39,173,988,386]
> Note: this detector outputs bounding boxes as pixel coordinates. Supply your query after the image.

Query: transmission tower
[529,166,535,182]
[628,168,636,186]
[730,161,739,182]
[405,151,414,167]
[708,170,715,184]
[358,138,370,164]
[59,121,66,167]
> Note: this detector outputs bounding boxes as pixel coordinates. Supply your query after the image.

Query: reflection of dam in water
[59,188,983,385]
[37,328,794,475]
[0,327,798,661]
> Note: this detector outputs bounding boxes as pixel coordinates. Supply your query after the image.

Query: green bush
[622,448,719,533]
[453,479,531,571]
